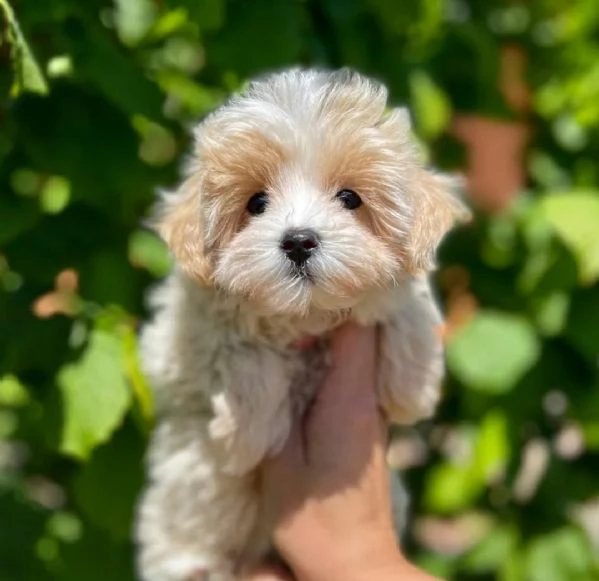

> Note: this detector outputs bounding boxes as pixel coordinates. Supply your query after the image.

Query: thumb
[244,564,294,581]
[259,417,305,521]
[262,416,304,476]
[318,323,377,408]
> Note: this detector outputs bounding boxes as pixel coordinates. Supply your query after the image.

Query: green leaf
[182,0,225,31]
[46,55,73,79]
[74,424,145,540]
[500,548,527,581]
[122,324,154,427]
[424,458,483,513]
[47,512,82,544]
[541,191,599,284]
[531,292,570,337]
[0,410,18,439]
[525,527,597,581]
[447,312,541,394]
[145,8,189,41]
[0,375,29,406]
[424,412,509,513]
[472,410,509,483]
[58,329,132,460]
[128,229,172,278]
[0,0,49,96]
[155,71,224,115]
[581,420,599,450]
[409,69,452,139]
[113,0,157,46]
[463,525,518,573]
[40,176,71,215]
[414,553,456,579]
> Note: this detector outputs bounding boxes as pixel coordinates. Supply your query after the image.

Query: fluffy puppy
[135,68,470,581]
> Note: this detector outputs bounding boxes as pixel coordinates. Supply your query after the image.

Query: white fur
[135,68,469,581]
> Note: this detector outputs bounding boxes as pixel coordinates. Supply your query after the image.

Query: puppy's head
[156,68,470,314]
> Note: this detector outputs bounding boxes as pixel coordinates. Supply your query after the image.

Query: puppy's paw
[209,392,290,476]
[208,407,262,475]
[189,567,236,581]
[139,553,226,581]
[188,568,209,581]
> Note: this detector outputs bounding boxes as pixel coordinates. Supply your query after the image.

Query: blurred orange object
[452,43,531,213]
[32,269,79,318]
[452,115,529,213]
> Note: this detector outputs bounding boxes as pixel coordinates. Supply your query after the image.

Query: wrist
[289,525,402,581]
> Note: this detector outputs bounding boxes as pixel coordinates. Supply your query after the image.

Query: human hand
[247,324,440,581]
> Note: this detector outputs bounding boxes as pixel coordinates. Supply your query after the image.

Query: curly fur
[135,68,470,581]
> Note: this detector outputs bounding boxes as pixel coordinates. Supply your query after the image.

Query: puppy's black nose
[281,229,320,265]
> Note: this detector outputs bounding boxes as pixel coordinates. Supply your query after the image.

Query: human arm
[248,324,442,581]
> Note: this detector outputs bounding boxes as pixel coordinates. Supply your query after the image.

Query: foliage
[1,1,598,580]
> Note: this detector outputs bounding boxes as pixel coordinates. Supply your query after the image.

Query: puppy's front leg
[136,415,261,581]
[137,345,294,581]
[207,345,296,475]
[378,276,445,425]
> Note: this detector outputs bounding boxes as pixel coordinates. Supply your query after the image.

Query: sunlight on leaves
[532,292,570,336]
[463,524,518,574]
[122,326,154,427]
[409,69,451,139]
[47,512,82,544]
[146,8,189,40]
[541,191,599,284]
[113,0,156,46]
[472,410,509,484]
[525,527,598,581]
[46,55,73,79]
[0,375,29,406]
[128,229,172,278]
[447,312,541,394]
[58,330,132,460]
[425,412,510,513]
[425,458,483,513]
[41,176,71,214]
[0,410,18,439]
[10,168,41,197]
[0,0,48,96]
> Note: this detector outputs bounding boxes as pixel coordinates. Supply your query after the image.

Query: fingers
[261,323,379,491]
[259,417,304,515]
[263,415,303,470]
[244,564,294,581]
[318,323,377,407]
[330,323,376,371]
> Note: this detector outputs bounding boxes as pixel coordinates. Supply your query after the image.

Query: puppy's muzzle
[280,228,320,266]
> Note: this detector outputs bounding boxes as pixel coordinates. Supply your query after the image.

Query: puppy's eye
[247,192,268,215]
[336,189,362,210]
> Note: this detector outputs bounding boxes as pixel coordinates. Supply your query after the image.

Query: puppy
[135,68,470,581]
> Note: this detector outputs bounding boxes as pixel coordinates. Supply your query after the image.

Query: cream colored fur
[135,68,470,581]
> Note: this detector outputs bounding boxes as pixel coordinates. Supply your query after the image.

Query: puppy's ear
[153,171,213,285]
[406,170,471,273]
[378,107,471,272]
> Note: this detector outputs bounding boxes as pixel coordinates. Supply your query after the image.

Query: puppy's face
[158,69,469,315]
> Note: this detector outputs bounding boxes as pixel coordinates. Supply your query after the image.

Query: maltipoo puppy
[135,68,470,581]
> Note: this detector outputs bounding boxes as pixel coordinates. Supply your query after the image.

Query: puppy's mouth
[291,263,315,283]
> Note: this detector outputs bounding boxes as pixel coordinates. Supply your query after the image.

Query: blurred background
[1,0,599,579]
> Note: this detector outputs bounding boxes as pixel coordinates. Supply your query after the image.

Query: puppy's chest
[285,342,330,415]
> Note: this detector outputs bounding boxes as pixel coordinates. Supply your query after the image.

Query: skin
[247,324,442,581]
